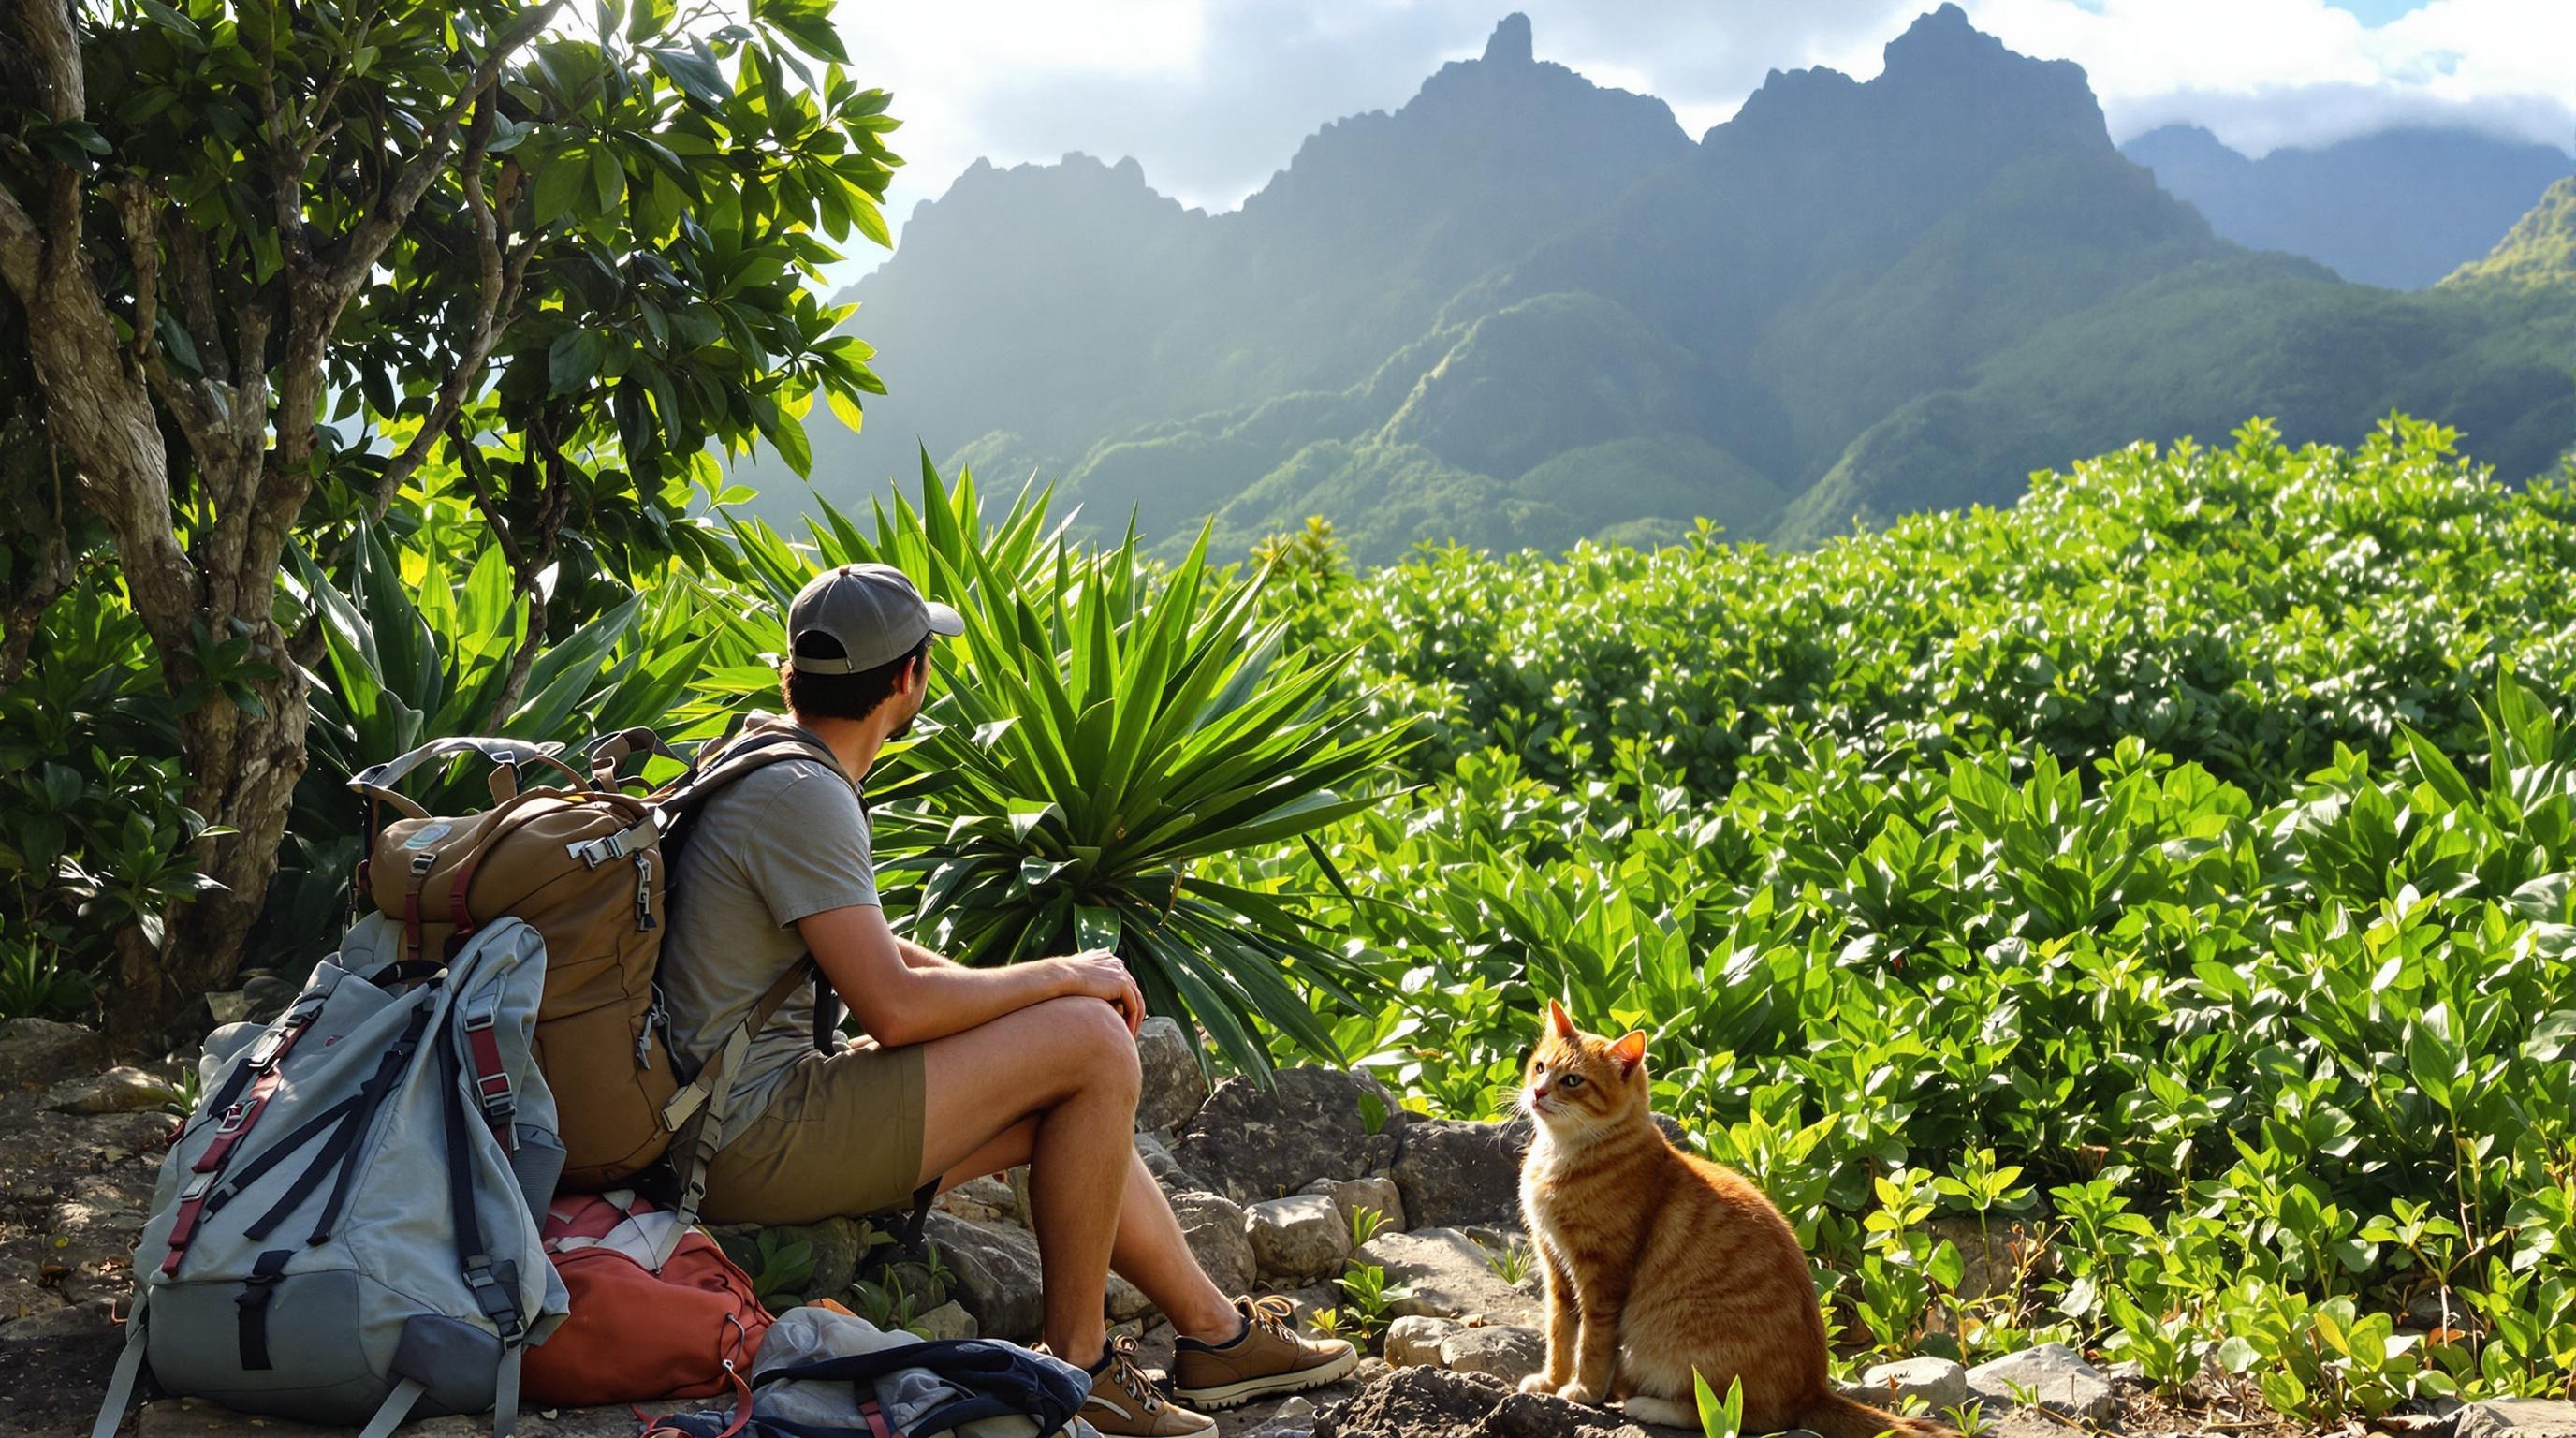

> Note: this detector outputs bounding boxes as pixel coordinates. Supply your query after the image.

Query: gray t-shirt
[662,714,877,1147]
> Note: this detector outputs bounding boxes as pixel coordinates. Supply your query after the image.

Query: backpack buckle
[212,1102,251,1136]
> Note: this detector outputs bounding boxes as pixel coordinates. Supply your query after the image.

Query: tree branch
[365,105,532,521]
[112,178,156,362]
[315,0,568,301]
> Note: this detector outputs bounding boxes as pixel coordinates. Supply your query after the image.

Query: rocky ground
[3,1013,2572,1438]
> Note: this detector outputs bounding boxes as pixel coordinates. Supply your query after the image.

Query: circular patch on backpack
[401,822,453,849]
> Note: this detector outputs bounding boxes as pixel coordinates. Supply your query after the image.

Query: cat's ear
[1608,1030,1647,1074]
[1546,999,1577,1042]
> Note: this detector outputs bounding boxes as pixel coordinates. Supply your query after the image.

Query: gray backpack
[92,914,569,1438]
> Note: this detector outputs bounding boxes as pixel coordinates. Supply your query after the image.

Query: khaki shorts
[696,1039,927,1227]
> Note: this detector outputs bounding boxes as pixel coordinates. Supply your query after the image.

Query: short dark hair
[781,631,932,722]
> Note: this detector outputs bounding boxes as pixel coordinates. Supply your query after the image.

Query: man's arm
[800,903,1142,1048]
[893,934,959,970]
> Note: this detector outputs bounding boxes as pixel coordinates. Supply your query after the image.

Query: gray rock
[1967,1343,2115,1422]
[48,1065,182,1116]
[1386,1314,1462,1367]
[1137,1017,1210,1133]
[924,1211,1045,1341]
[1137,1131,1204,1193]
[911,1299,979,1342]
[1393,1119,1530,1230]
[1248,1194,1354,1283]
[935,1175,1020,1225]
[1852,1356,1969,1412]
[1170,1189,1258,1299]
[1175,1067,1399,1205]
[1276,1283,1340,1332]
[1354,1227,1542,1327]
[1439,1325,1546,1383]
[0,1018,105,1090]
[2471,1399,2576,1437]
[1305,1176,1407,1236]
[787,1215,865,1300]
[2460,1405,2521,1438]
[1108,1269,1157,1324]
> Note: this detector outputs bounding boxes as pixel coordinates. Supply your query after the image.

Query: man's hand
[1047,949,1145,1036]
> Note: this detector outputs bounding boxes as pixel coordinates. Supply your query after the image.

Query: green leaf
[646,43,732,108]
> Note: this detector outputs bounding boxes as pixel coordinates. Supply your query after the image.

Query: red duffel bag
[523,1191,775,1408]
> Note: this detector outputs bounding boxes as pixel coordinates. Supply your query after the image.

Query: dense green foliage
[757,7,2574,565]
[1222,418,2576,1406]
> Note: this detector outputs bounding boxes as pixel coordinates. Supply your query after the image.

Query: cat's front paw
[1517,1375,1559,1397]
[1558,1382,1602,1406]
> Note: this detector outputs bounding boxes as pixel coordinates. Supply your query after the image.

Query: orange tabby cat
[1517,1001,1950,1437]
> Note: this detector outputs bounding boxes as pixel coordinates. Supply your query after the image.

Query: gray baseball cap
[786,563,965,673]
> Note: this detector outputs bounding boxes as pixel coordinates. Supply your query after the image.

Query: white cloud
[1957,0,2576,153]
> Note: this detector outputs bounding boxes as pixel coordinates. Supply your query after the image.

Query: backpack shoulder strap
[658,955,818,1241]
[656,729,846,818]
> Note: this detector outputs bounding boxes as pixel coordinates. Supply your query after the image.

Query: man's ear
[1608,1030,1647,1075]
[1546,999,1577,1042]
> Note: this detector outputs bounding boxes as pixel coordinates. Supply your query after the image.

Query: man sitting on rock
[661,562,1356,1437]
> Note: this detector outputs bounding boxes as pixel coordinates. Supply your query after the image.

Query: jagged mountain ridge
[754,7,2573,562]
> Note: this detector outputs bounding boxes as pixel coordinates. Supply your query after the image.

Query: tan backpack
[349,726,839,1214]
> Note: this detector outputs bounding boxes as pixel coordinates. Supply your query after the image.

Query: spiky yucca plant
[717,458,1412,1074]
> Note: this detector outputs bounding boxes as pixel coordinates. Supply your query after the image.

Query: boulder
[0,1018,105,1090]
[1305,1175,1407,1236]
[1966,1343,2115,1422]
[1275,1283,1339,1332]
[1354,1227,1542,1327]
[1136,1017,1209,1133]
[1168,1189,1258,1299]
[2468,1399,2576,1438]
[1136,1131,1203,1194]
[1851,1356,1968,1412]
[1386,1314,1461,1367]
[935,1175,1019,1225]
[1439,1325,1546,1384]
[47,1065,182,1116]
[1248,1194,1353,1283]
[1393,1119,1530,1230]
[1174,1067,1398,1205]
[911,1300,979,1342]
[1107,1270,1157,1324]
[924,1211,1045,1341]
[774,1215,864,1301]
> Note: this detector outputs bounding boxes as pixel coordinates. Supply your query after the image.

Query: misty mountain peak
[1485,13,1533,66]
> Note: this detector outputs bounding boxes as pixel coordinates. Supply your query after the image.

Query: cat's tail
[1791,1391,1960,1438]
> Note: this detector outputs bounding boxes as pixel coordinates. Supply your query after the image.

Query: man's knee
[1035,995,1141,1099]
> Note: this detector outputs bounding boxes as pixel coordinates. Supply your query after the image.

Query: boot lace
[1243,1293,1298,1343]
[1098,1334,1166,1415]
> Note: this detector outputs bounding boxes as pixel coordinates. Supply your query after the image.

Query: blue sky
[2331,0,2432,23]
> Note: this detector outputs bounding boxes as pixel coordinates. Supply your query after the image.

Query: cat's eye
[1560,1074,1586,1089]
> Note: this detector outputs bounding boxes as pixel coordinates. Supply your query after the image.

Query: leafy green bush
[0,575,212,1019]
[1233,420,2576,1406]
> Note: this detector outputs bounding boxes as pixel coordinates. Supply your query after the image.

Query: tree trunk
[104,640,311,1052]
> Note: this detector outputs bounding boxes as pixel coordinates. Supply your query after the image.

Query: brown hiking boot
[1170,1296,1360,1411]
[1071,1334,1217,1438]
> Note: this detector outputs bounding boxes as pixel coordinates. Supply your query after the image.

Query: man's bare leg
[916,996,1236,1364]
